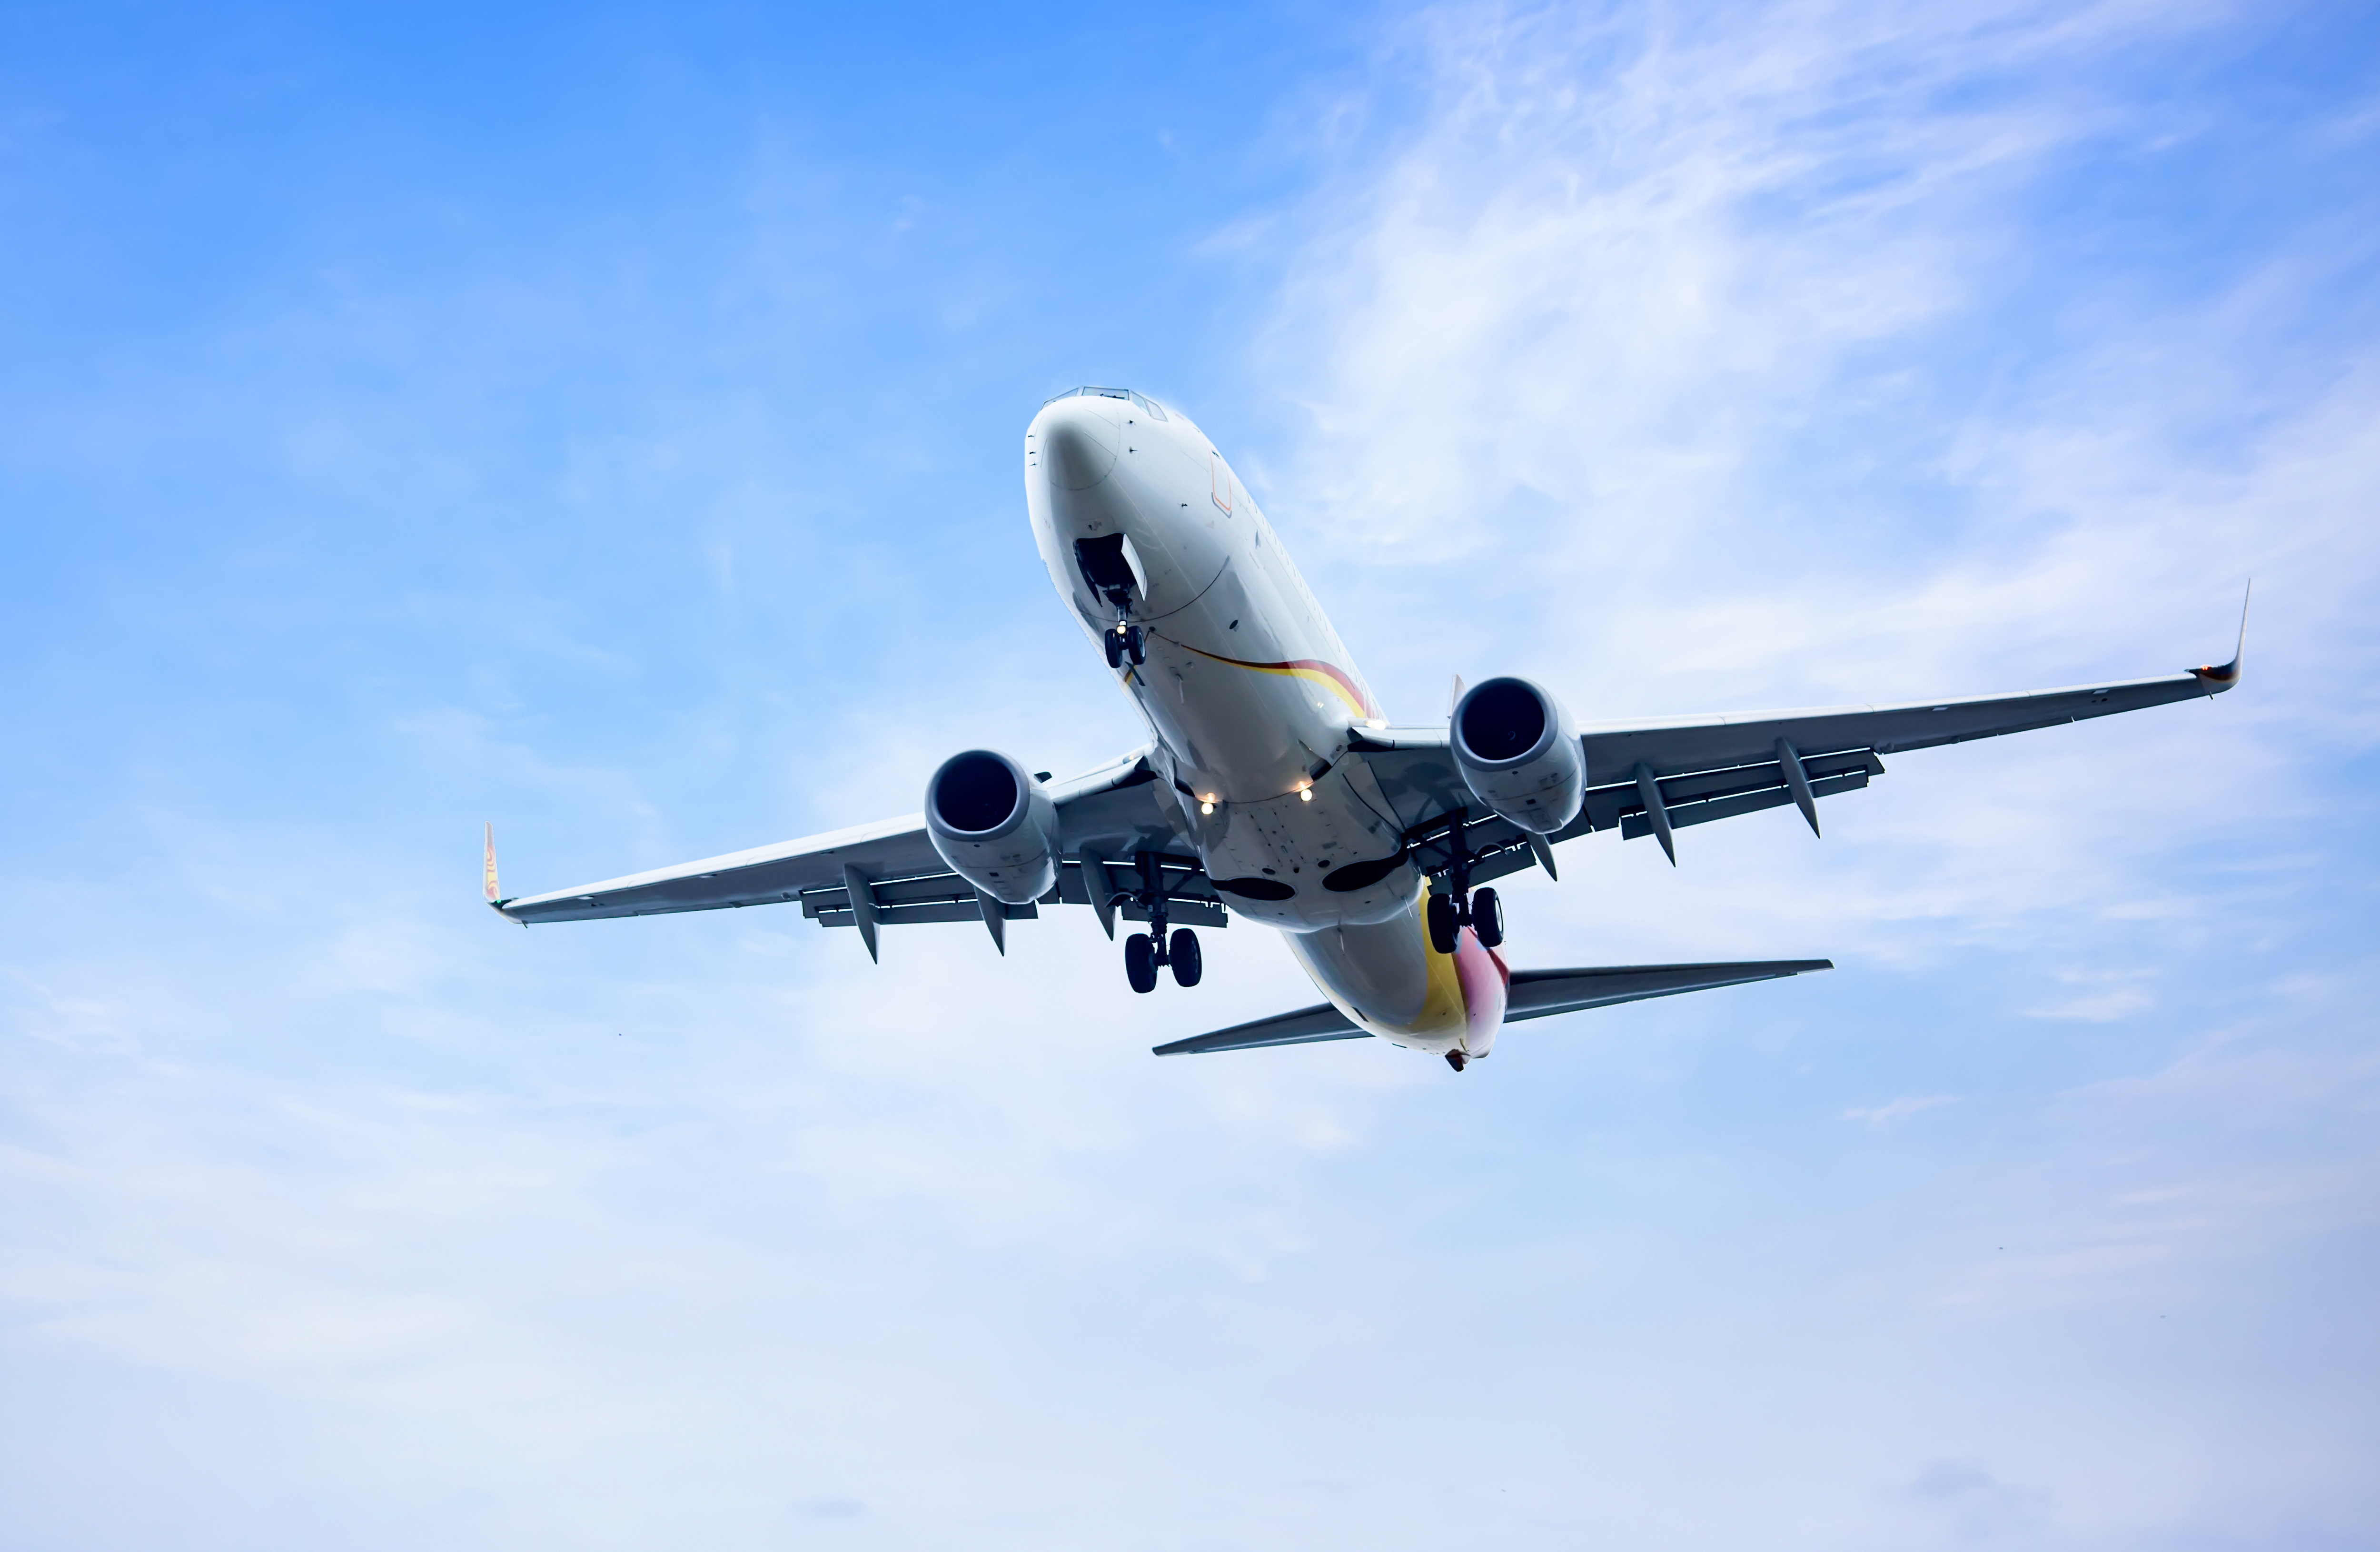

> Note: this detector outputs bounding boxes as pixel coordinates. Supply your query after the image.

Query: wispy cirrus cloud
[1843,1092,1960,1124]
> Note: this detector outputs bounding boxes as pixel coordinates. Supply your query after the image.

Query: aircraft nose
[1039,397,1121,490]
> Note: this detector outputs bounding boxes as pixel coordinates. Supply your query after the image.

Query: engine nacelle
[924,749,1062,905]
[1452,676,1585,834]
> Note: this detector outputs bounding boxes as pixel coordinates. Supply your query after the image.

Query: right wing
[495,747,1224,939]
[1151,958,1832,1056]
[1353,598,2247,881]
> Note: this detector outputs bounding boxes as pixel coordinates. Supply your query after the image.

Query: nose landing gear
[1103,619,1147,669]
[1446,1051,1469,1073]
[1424,811,1508,954]
[1118,851,1201,993]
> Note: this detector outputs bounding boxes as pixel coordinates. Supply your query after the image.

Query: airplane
[486,385,2247,1072]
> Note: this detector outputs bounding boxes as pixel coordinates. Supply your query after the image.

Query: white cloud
[1843,1093,1960,1124]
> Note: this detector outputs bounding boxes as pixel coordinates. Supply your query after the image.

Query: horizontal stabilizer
[1153,958,1831,1055]
[1504,959,1831,1021]
[1152,1004,1365,1056]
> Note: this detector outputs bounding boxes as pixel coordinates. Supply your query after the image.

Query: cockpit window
[1042,385,1168,421]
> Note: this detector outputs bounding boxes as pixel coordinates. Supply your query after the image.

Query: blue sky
[2,2,2376,1548]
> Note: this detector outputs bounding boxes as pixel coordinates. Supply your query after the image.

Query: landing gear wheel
[1427,892,1460,955]
[1124,932,1158,994]
[1104,629,1124,669]
[1126,625,1147,666]
[1470,886,1504,949]
[1446,1051,1468,1072]
[1169,928,1202,987]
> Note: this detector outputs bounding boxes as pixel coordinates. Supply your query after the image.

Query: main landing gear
[1424,810,1507,955]
[1119,851,1201,993]
[1103,618,1147,670]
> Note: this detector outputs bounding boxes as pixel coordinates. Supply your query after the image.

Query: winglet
[2192,580,2250,691]
[484,823,522,923]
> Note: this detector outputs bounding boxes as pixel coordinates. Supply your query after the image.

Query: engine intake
[924,749,1062,904]
[1452,676,1584,834]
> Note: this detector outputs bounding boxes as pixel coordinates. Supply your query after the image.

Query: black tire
[1126,625,1147,666]
[1169,928,1202,987]
[1104,629,1123,669]
[1471,886,1505,949]
[1426,892,1460,955]
[1125,932,1159,994]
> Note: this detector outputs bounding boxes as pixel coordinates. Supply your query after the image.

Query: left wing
[493,747,1225,947]
[1152,958,1833,1055]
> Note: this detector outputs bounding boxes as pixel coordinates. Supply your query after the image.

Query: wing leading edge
[1151,958,1833,1055]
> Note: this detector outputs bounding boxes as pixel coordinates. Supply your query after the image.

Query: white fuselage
[1025,388,1507,1056]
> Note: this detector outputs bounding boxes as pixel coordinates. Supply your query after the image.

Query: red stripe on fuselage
[1174,643,1382,720]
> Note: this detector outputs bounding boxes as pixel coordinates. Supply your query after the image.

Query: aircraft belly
[1139,656,1341,801]
[1191,759,1414,930]
[1284,892,1489,1052]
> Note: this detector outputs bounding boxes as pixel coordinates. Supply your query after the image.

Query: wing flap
[797,859,1230,931]
[1616,766,1871,841]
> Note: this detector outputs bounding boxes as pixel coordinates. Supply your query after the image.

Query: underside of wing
[494,746,1211,936]
[1352,609,2245,879]
[1152,1003,1364,1055]
[496,814,944,925]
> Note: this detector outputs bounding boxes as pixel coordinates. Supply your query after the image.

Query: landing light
[1299,788,1312,803]
[1200,801,1214,815]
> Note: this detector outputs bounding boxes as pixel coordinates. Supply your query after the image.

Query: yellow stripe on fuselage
[1301,882,1469,1044]
[1407,887,1470,1040]
[1174,642,1379,721]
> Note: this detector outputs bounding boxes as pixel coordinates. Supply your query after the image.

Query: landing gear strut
[1425,810,1507,955]
[1120,851,1200,993]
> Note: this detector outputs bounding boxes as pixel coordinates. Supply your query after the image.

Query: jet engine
[1451,676,1585,834]
[924,749,1063,904]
